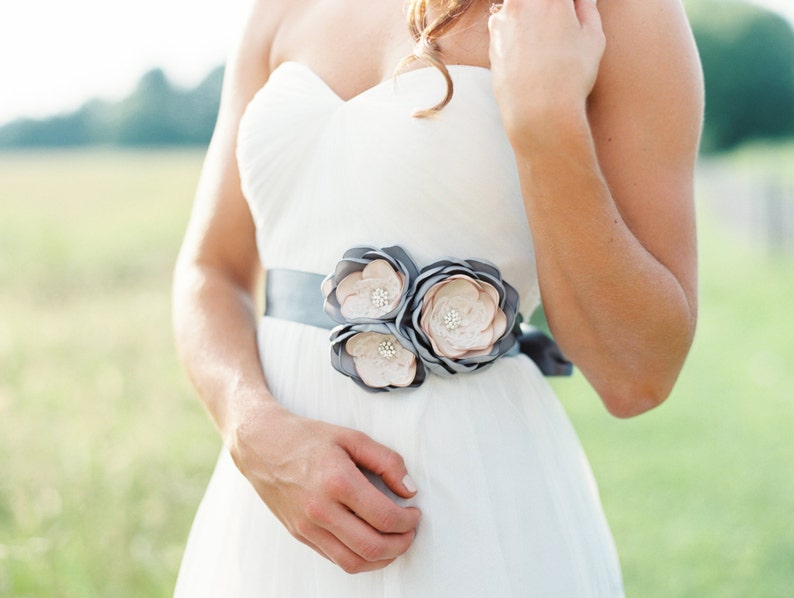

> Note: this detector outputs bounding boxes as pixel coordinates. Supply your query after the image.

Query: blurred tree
[0,67,224,148]
[0,101,108,147]
[111,66,223,145]
[181,66,225,144]
[114,68,185,145]
[687,0,794,152]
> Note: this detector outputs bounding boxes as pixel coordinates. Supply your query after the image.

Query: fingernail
[402,474,417,494]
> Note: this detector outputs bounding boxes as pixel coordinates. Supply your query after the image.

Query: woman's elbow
[595,370,680,418]
[593,313,696,418]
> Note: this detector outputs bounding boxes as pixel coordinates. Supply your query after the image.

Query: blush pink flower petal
[419,276,507,360]
[336,260,406,320]
[346,332,417,388]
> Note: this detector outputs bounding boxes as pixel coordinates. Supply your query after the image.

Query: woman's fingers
[324,505,417,563]
[344,466,421,534]
[307,458,420,535]
[305,525,399,574]
[339,429,418,499]
[292,479,417,570]
[575,0,603,33]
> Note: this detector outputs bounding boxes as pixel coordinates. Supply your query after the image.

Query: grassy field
[0,150,219,596]
[1,148,792,597]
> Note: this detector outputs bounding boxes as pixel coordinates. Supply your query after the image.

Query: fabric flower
[330,323,426,392]
[397,258,520,376]
[322,246,419,324]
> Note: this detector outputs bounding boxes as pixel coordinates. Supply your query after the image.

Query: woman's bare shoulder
[228,0,290,83]
[595,0,701,63]
[590,0,704,160]
[217,0,317,115]
[595,0,703,88]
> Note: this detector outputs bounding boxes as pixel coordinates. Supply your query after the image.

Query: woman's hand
[488,0,605,145]
[229,400,420,574]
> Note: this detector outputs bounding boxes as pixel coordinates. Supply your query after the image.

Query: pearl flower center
[443,309,462,330]
[377,339,398,360]
[370,287,390,309]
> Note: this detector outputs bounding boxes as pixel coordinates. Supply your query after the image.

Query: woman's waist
[261,250,571,396]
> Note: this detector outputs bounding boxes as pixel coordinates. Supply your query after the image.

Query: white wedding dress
[175,62,625,597]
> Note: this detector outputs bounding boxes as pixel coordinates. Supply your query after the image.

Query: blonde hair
[398,0,482,117]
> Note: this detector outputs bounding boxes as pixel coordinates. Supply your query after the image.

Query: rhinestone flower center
[370,287,390,309]
[377,339,398,360]
[443,309,462,331]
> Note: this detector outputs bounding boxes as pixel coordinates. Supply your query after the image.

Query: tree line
[1,0,792,153]
[690,0,794,152]
[0,67,223,148]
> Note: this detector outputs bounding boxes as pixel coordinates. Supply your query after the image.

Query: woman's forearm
[514,109,696,417]
[172,262,278,443]
[489,0,702,417]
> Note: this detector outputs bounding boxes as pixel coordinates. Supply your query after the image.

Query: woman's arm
[172,0,419,573]
[489,0,703,417]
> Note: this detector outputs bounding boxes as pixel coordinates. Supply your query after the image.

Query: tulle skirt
[174,317,624,597]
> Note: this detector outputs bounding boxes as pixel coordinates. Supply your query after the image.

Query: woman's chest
[268,0,492,101]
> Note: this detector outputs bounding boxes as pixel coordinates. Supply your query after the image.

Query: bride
[172,0,703,595]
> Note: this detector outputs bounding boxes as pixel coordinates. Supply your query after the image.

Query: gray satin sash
[264,269,336,330]
[263,268,573,377]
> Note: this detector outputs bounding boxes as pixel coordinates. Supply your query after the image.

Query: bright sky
[0,0,792,126]
[0,1,251,126]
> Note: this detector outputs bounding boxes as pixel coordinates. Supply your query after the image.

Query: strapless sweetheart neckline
[270,60,493,104]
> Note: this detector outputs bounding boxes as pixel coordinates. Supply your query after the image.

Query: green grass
[1,148,793,596]
[0,149,220,597]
